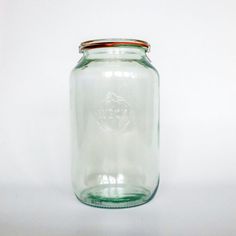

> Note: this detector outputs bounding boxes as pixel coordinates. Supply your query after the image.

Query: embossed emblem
[95,92,131,132]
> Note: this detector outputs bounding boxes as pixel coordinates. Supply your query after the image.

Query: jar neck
[82,47,147,60]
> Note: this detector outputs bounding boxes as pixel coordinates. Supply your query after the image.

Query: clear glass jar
[70,39,160,208]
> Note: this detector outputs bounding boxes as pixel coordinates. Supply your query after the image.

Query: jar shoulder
[71,57,159,80]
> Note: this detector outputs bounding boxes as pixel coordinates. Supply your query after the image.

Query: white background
[0,0,236,235]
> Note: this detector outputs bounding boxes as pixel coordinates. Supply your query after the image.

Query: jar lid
[79,38,150,52]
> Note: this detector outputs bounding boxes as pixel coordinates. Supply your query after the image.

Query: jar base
[75,184,153,209]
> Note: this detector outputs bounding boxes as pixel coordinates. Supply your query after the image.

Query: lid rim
[79,38,150,52]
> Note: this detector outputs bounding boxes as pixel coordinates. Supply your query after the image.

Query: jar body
[70,46,159,208]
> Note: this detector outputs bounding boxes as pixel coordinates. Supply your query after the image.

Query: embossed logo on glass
[95,92,131,132]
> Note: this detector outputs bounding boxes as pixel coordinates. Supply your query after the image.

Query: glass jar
[70,39,160,208]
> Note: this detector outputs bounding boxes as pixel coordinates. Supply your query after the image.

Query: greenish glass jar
[70,39,160,208]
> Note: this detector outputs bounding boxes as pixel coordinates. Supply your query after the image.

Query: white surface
[1,184,235,236]
[0,0,236,235]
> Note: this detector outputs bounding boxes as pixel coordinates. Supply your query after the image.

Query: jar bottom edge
[75,183,159,209]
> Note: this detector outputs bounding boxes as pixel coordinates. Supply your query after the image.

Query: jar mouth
[79,38,150,52]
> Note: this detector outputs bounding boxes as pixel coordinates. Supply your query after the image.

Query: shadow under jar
[70,39,160,208]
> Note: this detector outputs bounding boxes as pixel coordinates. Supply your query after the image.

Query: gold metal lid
[79,38,150,52]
